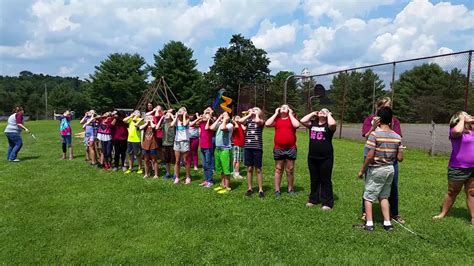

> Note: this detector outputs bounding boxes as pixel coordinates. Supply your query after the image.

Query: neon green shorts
[215,148,232,175]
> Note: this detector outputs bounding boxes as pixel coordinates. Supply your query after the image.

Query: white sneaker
[322,206,332,211]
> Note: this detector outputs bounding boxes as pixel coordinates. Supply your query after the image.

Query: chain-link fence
[236,84,268,116]
[288,50,473,154]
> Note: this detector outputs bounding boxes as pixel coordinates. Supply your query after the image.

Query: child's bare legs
[247,166,254,191]
[174,151,182,182]
[285,159,295,192]
[221,173,226,187]
[364,199,373,224]
[137,155,142,170]
[234,160,240,176]
[256,167,263,192]
[128,153,134,170]
[465,178,474,225]
[85,146,90,161]
[88,141,96,164]
[274,160,284,192]
[68,145,73,160]
[152,155,158,177]
[433,181,464,219]
[143,153,150,177]
[223,173,230,188]
[380,198,391,223]
[165,163,171,175]
[183,152,191,179]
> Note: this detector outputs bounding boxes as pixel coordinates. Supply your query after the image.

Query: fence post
[465,50,472,111]
[429,121,436,156]
[391,62,396,106]
[338,71,347,139]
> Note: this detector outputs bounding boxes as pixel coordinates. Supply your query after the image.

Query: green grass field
[0,120,472,264]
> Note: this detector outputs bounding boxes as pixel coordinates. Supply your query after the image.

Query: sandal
[392,215,406,224]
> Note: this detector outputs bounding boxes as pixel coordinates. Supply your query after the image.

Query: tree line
[0,34,471,123]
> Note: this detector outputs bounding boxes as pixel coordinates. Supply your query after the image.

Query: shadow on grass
[447,207,471,222]
[19,155,41,161]
[280,185,306,193]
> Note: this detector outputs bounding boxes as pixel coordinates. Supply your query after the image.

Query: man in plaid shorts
[232,115,246,179]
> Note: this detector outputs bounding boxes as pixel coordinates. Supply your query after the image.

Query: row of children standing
[74,104,247,192]
[51,102,334,215]
[63,102,339,204]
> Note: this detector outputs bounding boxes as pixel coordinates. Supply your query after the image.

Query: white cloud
[31,0,80,32]
[294,26,335,64]
[294,0,474,75]
[369,0,474,62]
[0,40,47,59]
[267,52,291,70]
[115,0,300,42]
[58,65,75,76]
[2,0,302,63]
[1,0,473,78]
[303,0,396,21]
[251,20,299,51]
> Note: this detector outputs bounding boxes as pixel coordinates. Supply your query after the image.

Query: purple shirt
[199,122,214,149]
[449,129,474,168]
[362,114,402,137]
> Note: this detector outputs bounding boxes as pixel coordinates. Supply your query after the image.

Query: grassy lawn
[0,120,472,264]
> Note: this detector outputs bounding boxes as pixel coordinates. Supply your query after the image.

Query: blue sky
[0,0,473,79]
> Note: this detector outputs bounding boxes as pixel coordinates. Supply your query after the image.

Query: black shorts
[273,148,297,161]
[127,142,141,155]
[244,148,263,168]
[156,137,163,148]
[162,146,175,164]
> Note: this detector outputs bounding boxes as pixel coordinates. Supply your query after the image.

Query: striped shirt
[365,129,401,166]
[244,118,263,150]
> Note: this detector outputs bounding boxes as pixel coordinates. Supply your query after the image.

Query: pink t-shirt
[112,121,128,140]
[98,117,113,135]
[362,114,402,137]
[199,122,214,149]
[449,129,474,168]
[153,115,163,138]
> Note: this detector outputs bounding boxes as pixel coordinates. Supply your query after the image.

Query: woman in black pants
[300,108,337,210]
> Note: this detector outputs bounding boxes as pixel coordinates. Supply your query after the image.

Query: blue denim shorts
[61,135,72,146]
[142,149,158,155]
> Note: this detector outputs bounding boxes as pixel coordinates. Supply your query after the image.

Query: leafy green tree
[48,83,75,111]
[0,71,84,117]
[0,86,14,115]
[208,34,270,100]
[90,53,148,111]
[393,63,466,123]
[329,69,385,122]
[266,71,300,115]
[150,41,202,109]
[26,92,44,120]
